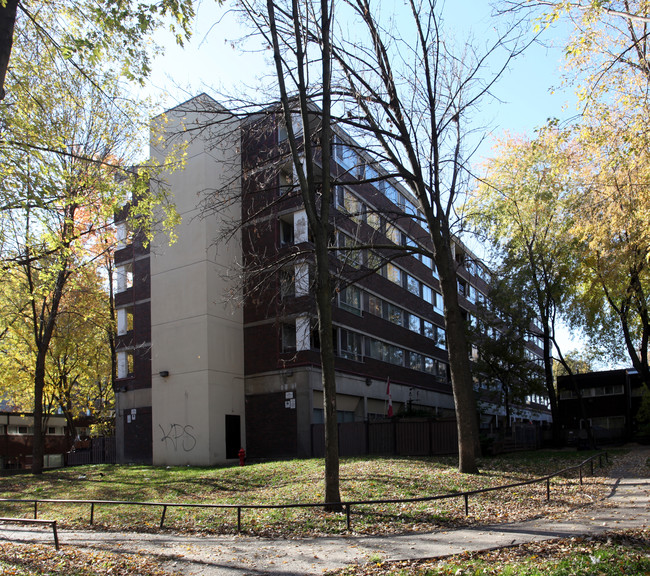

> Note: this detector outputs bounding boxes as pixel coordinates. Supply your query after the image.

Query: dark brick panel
[123,406,152,463]
[245,392,297,458]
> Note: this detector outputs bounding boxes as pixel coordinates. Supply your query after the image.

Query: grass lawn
[0,450,615,536]
[0,542,171,576]
[330,529,650,576]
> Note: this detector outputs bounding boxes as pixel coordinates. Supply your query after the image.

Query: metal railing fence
[0,452,608,534]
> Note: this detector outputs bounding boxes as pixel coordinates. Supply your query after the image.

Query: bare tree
[327,0,532,472]
[202,0,532,479]
[220,0,343,508]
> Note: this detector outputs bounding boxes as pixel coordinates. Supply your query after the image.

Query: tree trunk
[435,233,479,473]
[32,357,45,475]
[106,257,117,389]
[315,239,341,510]
[0,0,17,100]
[503,383,511,430]
[28,258,69,475]
[542,329,561,445]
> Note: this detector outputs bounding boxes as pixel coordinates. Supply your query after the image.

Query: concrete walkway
[2,447,649,575]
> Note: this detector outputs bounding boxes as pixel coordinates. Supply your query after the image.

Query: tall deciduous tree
[234,0,342,508]
[564,109,650,386]
[471,276,545,427]
[0,0,195,100]
[330,0,531,473]
[0,21,179,474]
[0,261,115,441]
[470,127,580,442]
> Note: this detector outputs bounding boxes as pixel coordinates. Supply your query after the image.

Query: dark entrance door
[225,414,241,459]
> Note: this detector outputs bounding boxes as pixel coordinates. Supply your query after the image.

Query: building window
[368,293,383,317]
[117,350,135,378]
[116,262,133,293]
[366,337,404,367]
[7,425,31,435]
[402,196,418,216]
[367,338,383,361]
[333,137,358,172]
[436,326,447,349]
[365,162,379,187]
[385,223,401,245]
[388,345,404,366]
[116,221,128,248]
[592,416,625,430]
[408,314,421,333]
[340,329,363,362]
[406,274,420,297]
[337,410,356,423]
[338,233,362,268]
[582,385,625,397]
[278,169,293,196]
[367,210,381,231]
[280,268,295,299]
[338,188,364,224]
[437,361,448,381]
[117,306,134,336]
[386,303,404,326]
[339,285,362,315]
[422,284,432,304]
[409,352,423,371]
[294,263,310,296]
[366,250,383,271]
[433,291,444,314]
[384,182,400,204]
[385,263,402,286]
[280,217,294,245]
[281,323,296,353]
[466,283,475,303]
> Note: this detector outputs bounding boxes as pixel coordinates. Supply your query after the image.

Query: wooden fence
[66,437,116,466]
[311,418,458,458]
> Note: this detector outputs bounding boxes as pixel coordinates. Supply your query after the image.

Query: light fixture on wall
[159,371,169,378]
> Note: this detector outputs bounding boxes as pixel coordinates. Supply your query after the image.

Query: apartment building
[112,95,548,465]
[0,412,68,469]
[557,368,646,444]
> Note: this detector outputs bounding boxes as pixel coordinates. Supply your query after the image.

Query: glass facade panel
[340,286,362,313]
[340,329,363,361]
[409,352,423,371]
[386,263,402,286]
[387,303,403,326]
[422,284,432,304]
[368,294,382,317]
[406,274,420,296]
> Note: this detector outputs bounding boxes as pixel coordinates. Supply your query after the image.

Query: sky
[146,1,578,162]
[144,0,586,354]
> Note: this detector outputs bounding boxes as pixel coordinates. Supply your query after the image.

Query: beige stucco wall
[150,96,245,466]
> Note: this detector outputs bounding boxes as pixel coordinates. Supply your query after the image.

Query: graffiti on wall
[159,424,197,452]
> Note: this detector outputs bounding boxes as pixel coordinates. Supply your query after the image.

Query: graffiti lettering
[159,424,197,452]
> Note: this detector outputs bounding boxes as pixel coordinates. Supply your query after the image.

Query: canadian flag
[386,377,394,418]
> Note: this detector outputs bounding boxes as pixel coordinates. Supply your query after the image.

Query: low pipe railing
[0,451,608,536]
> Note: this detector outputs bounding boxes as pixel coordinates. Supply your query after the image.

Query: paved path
[2,447,649,575]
